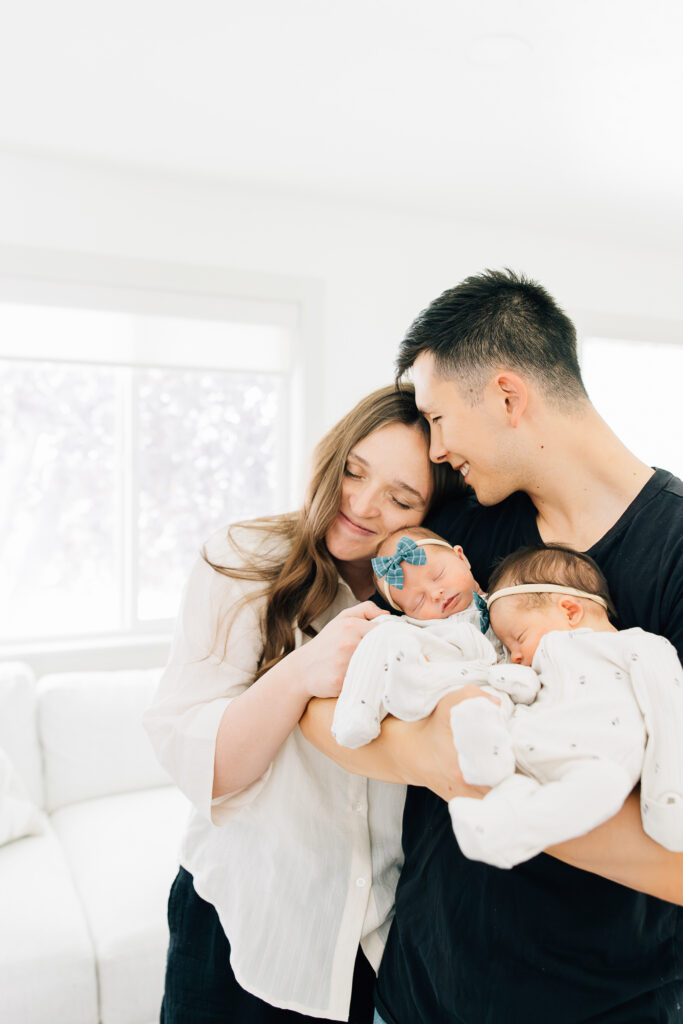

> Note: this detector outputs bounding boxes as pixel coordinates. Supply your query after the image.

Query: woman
[144,384,463,1023]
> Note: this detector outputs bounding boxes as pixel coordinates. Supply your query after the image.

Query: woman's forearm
[213,652,309,798]
[213,601,390,798]
[545,790,683,905]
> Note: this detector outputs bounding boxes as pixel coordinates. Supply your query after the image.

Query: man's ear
[491,371,528,428]
[559,597,584,626]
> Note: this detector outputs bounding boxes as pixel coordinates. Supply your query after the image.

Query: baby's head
[372,526,482,619]
[487,543,616,666]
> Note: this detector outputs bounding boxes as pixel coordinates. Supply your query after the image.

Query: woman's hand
[213,603,385,799]
[293,602,389,699]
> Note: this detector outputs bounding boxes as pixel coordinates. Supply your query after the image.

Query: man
[301,269,683,1022]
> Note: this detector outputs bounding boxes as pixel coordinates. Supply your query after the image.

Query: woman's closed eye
[345,464,411,509]
[391,495,412,510]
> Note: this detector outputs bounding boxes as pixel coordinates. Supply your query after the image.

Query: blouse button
[356,877,367,888]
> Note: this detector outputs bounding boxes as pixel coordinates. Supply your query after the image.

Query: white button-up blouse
[144,525,407,1021]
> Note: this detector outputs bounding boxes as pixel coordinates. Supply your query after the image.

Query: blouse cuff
[168,696,272,824]
[210,762,274,826]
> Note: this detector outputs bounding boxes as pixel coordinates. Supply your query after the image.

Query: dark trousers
[160,867,376,1023]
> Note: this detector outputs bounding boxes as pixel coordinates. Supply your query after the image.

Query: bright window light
[0,301,293,644]
[580,336,683,480]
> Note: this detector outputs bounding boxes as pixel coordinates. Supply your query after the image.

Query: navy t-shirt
[375,469,683,1023]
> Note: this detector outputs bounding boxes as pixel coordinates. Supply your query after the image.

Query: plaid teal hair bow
[473,591,490,634]
[371,536,427,590]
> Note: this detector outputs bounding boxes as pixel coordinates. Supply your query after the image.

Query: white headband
[376,538,454,611]
[487,583,608,611]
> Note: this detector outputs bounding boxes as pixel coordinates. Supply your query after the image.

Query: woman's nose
[350,485,379,517]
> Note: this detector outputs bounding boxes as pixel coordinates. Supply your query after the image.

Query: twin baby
[331,527,683,868]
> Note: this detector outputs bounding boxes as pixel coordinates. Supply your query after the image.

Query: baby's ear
[453,545,470,566]
[559,597,583,626]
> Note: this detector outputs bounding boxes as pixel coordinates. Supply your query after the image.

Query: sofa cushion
[38,668,170,811]
[51,785,189,1024]
[0,661,44,806]
[0,743,46,846]
[0,828,98,1024]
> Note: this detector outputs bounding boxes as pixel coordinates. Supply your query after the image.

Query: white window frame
[0,245,323,673]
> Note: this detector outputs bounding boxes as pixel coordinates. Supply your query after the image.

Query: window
[0,257,320,650]
[580,335,683,480]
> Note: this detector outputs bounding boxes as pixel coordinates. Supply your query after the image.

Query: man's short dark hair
[397,268,587,406]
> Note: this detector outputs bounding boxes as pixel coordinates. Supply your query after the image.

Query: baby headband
[372,535,454,611]
[487,583,608,611]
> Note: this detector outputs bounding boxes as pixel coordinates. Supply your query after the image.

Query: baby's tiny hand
[488,664,540,704]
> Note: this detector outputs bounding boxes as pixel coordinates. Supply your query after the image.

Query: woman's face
[325,422,433,566]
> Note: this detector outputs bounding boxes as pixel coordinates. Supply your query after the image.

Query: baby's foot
[450,696,515,786]
[331,700,382,749]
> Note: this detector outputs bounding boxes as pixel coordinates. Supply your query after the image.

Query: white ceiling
[1,0,682,246]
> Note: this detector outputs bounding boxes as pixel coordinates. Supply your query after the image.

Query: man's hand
[403,687,496,801]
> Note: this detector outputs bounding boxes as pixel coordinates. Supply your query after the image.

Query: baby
[448,542,683,867]
[331,527,538,788]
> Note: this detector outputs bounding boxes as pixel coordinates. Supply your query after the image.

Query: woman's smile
[338,510,377,536]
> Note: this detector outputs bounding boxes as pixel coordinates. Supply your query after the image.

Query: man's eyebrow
[348,452,428,506]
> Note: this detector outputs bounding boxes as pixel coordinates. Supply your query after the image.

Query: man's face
[412,351,519,506]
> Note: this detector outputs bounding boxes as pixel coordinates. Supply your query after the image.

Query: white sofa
[0,661,189,1024]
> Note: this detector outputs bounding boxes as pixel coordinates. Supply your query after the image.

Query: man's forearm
[303,698,683,907]
[546,789,683,905]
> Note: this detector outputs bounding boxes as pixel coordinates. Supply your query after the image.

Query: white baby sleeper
[449,627,683,868]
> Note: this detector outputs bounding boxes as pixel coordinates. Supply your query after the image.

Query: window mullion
[119,367,138,632]
[277,373,291,510]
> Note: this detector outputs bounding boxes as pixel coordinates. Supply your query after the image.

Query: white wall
[3,148,683,431]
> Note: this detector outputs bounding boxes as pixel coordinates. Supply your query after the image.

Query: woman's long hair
[206,384,466,678]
